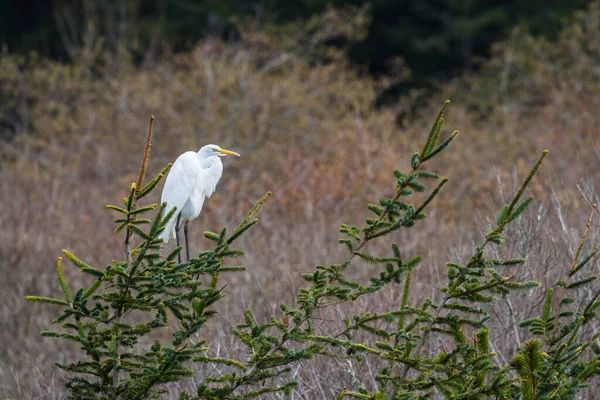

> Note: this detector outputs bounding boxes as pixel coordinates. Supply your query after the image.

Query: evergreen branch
[25,296,70,306]
[234,102,459,397]
[421,100,450,158]
[569,204,597,276]
[62,249,94,270]
[138,163,172,199]
[393,152,549,395]
[421,130,459,163]
[82,280,102,300]
[112,116,156,397]
[240,191,272,227]
[56,257,72,304]
[193,356,247,371]
[106,205,128,214]
[398,270,412,331]
[227,219,260,245]
[366,178,448,242]
[566,276,597,289]
[570,248,599,277]
[128,204,158,216]
[353,251,401,264]
[219,266,247,273]
[31,100,599,399]
[127,224,152,240]
[507,196,533,222]
[549,204,600,348]
[415,178,449,216]
[504,150,548,224]
[126,182,136,211]
[149,203,168,238]
[541,288,554,340]
[485,151,548,244]
[364,221,403,240]
[496,204,509,226]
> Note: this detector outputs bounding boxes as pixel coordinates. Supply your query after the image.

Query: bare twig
[136,115,154,197]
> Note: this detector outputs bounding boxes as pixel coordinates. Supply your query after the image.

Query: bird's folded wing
[159,152,199,241]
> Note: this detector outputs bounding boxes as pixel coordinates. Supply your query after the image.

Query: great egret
[159,144,240,262]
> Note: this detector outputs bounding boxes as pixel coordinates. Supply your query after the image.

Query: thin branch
[136,115,154,198]
[569,204,597,275]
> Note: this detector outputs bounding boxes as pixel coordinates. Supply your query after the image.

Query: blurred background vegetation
[1,1,600,398]
[0,0,590,90]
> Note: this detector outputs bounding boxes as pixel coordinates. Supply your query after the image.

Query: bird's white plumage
[159,145,234,243]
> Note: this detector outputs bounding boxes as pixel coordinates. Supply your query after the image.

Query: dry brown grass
[1,7,599,398]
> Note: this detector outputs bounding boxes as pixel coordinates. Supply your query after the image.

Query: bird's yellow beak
[215,147,241,157]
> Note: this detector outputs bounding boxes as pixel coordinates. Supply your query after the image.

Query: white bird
[159,144,240,262]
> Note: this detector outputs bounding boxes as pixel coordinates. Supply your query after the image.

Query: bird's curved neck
[199,154,222,169]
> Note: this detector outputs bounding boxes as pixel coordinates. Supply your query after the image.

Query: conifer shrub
[27,103,600,399]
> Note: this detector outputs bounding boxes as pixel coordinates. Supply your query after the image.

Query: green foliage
[26,121,281,399]
[514,205,600,399]
[214,101,600,399]
[27,103,600,399]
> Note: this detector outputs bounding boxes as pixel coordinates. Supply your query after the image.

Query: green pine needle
[56,257,72,304]
[25,296,69,306]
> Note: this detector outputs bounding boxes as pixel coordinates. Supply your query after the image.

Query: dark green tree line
[1,0,589,86]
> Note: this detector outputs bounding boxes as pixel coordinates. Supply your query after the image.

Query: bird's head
[199,144,241,158]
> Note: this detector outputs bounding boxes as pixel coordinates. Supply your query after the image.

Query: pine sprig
[26,105,600,400]
[25,116,279,399]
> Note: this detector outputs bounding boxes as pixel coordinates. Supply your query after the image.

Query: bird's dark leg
[175,213,182,264]
[184,220,190,262]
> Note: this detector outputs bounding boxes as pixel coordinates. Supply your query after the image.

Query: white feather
[159,147,225,243]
